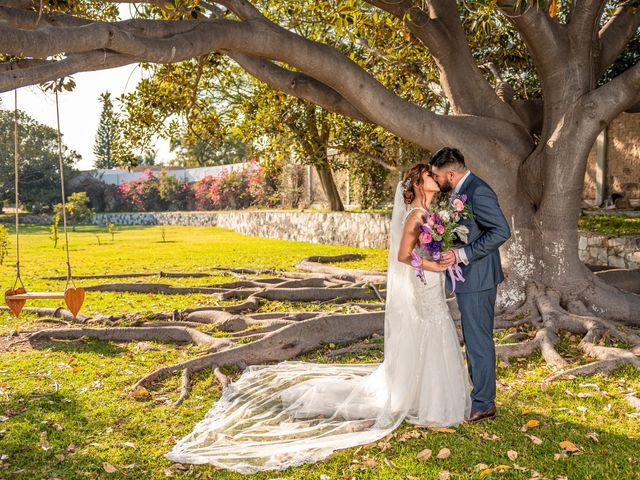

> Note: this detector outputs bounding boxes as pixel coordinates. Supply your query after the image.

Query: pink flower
[426,216,436,227]
[421,233,432,244]
[436,225,445,234]
[452,198,464,212]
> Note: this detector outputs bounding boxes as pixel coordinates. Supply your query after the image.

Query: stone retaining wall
[93,211,639,269]
[93,211,392,249]
[578,232,640,269]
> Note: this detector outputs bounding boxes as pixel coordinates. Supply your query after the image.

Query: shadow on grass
[29,338,129,357]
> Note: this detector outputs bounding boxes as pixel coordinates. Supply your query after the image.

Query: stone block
[608,255,627,269]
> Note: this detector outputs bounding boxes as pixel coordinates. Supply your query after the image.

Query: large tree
[1,0,639,387]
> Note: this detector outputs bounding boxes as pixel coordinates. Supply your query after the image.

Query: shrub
[55,192,94,231]
[158,171,195,211]
[0,225,8,265]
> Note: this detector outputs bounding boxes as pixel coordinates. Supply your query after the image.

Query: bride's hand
[422,259,449,272]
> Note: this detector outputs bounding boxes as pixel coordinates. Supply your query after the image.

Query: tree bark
[315,159,344,212]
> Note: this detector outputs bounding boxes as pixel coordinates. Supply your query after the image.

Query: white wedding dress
[166,183,471,474]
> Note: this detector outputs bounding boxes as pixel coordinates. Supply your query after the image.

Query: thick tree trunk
[315,160,344,211]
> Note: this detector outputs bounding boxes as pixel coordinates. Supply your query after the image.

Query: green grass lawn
[0,226,638,479]
[578,215,640,236]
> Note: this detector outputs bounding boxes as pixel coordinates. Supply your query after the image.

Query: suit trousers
[456,287,497,411]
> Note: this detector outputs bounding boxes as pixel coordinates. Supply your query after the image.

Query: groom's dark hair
[429,147,466,171]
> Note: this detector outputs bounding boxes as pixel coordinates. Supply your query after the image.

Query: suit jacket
[447,172,511,294]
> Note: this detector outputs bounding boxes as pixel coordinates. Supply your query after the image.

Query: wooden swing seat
[5,287,85,318]
[5,292,66,300]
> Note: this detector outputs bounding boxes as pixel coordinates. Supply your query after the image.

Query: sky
[0,6,171,171]
[0,65,172,171]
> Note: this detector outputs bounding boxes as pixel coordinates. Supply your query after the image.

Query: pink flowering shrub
[111,162,279,212]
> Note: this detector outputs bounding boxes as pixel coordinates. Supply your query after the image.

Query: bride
[166,163,471,474]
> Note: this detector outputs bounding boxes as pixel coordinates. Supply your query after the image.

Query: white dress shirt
[453,170,471,265]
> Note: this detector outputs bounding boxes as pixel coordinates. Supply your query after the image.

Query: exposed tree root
[85,283,226,294]
[132,311,384,390]
[8,258,638,407]
[213,366,229,390]
[296,255,386,284]
[174,368,191,406]
[28,327,234,348]
[326,341,384,359]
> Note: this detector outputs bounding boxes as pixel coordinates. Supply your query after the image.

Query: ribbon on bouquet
[447,263,465,293]
[448,249,466,293]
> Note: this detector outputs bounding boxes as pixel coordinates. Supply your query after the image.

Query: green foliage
[106,222,116,241]
[0,224,8,265]
[0,109,79,211]
[579,215,640,236]
[50,213,60,248]
[349,156,391,209]
[158,171,194,211]
[55,192,94,231]
[92,92,118,169]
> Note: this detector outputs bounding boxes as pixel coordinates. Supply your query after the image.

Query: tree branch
[364,0,527,129]
[497,1,568,93]
[598,2,640,77]
[227,53,370,123]
[0,50,132,92]
[0,5,532,175]
[584,60,640,132]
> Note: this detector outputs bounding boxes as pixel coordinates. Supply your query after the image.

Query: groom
[429,147,511,423]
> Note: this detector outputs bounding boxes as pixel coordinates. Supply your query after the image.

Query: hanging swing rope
[54,89,76,290]
[5,81,85,317]
[12,89,24,292]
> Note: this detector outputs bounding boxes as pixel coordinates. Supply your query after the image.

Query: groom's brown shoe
[466,405,496,423]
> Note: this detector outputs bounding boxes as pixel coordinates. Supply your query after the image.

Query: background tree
[0,108,79,211]
[93,91,118,169]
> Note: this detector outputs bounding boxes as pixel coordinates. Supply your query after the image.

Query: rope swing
[4,86,85,317]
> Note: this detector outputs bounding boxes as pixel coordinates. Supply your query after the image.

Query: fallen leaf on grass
[123,441,136,448]
[363,457,377,468]
[436,448,450,459]
[130,387,150,399]
[507,450,518,461]
[416,448,432,460]
[526,434,543,445]
[479,465,512,477]
[439,471,451,480]
[559,440,579,452]
[432,427,456,433]
[103,462,117,473]
[526,419,540,428]
[479,432,501,441]
[586,432,599,442]
[38,432,52,451]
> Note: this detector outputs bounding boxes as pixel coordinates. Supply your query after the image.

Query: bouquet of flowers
[410,193,472,291]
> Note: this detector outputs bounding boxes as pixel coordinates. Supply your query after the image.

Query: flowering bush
[97,162,281,212]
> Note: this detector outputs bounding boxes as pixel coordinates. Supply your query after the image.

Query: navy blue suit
[446,172,511,411]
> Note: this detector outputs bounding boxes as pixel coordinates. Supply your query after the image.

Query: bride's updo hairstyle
[401,163,431,205]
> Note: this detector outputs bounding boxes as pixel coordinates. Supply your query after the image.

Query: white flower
[440,210,451,222]
[454,225,469,243]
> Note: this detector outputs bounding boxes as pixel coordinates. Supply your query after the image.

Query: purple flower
[460,194,468,202]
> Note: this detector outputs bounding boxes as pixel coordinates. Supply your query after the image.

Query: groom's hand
[439,251,457,267]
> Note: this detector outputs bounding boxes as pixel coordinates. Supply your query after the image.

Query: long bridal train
[166,185,471,474]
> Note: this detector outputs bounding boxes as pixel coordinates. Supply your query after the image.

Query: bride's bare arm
[397,213,448,272]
